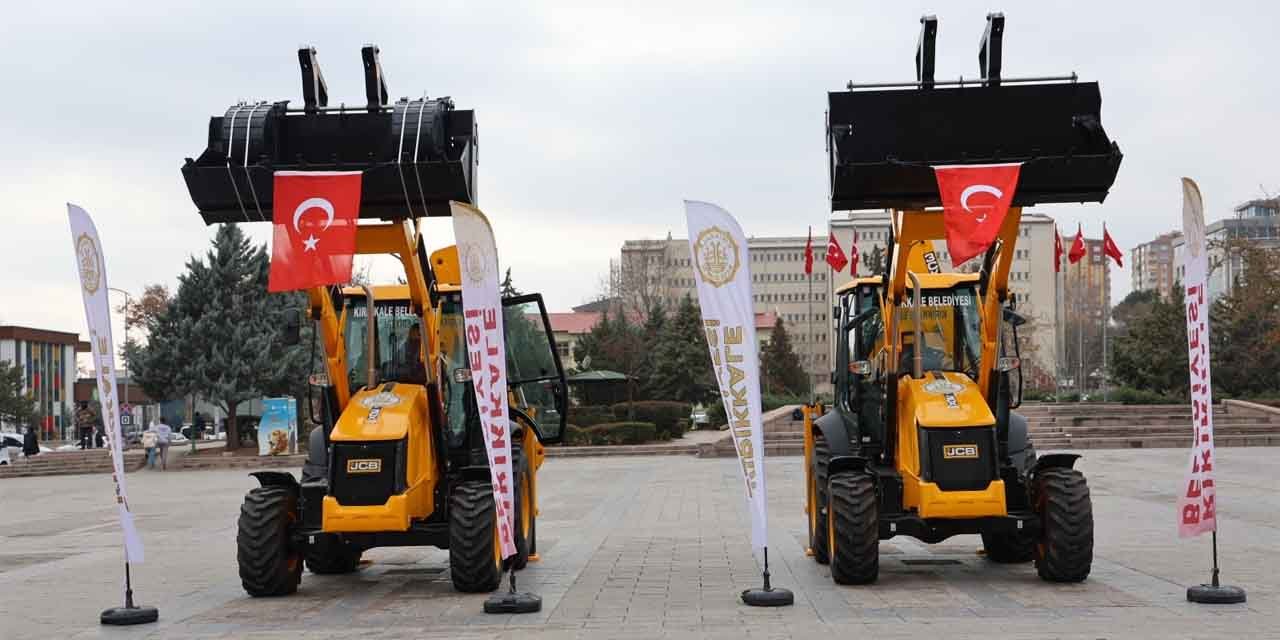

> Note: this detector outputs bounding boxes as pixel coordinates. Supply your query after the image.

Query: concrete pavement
[0,449,1276,639]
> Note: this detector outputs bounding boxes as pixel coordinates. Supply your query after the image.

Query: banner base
[484,569,542,614]
[1187,584,1246,605]
[101,606,158,626]
[742,587,794,607]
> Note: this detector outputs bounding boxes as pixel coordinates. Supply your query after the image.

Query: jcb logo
[943,444,979,459]
[347,459,382,474]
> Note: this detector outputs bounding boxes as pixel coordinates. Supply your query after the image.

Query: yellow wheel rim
[828,502,837,559]
[520,474,532,539]
[493,508,504,569]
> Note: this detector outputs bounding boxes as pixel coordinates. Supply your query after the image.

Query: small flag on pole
[825,231,848,273]
[1054,226,1064,272]
[1102,224,1124,267]
[850,229,860,277]
[804,226,814,275]
[1068,224,1087,264]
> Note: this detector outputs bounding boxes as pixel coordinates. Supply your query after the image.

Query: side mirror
[849,360,872,376]
[282,308,301,346]
[997,356,1021,372]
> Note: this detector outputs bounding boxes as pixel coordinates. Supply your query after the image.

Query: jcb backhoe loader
[805,13,1122,585]
[180,46,568,596]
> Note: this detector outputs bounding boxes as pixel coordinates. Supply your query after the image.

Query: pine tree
[0,359,37,430]
[635,300,667,399]
[1111,287,1188,399]
[128,224,311,449]
[649,295,715,405]
[761,318,808,396]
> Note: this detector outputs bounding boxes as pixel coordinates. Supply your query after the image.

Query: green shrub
[1109,386,1181,404]
[587,422,657,445]
[563,424,590,446]
[672,419,689,439]
[610,401,690,439]
[568,405,616,427]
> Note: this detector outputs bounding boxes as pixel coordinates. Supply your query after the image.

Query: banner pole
[808,264,815,404]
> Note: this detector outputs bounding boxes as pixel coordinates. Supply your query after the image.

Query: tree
[116,284,171,336]
[1111,287,1189,399]
[0,360,37,430]
[634,300,668,399]
[860,245,886,274]
[649,295,716,404]
[126,224,311,449]
[1110,289,1160,338]
[1208,243,1280,398]
[761,318,808,396]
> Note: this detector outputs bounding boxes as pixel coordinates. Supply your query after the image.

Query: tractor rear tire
[809,436,831,564]
[305,533,362,574]
[510,441,533,570]
[828,471,879,585]
[237,486,302,597]
[449,481,503,593]
[1034,468,1093,582]
[981,529,1036,563]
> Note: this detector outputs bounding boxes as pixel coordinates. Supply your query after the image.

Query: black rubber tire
[828,472,879,585]
[236,486,302,597]
[981,529,1036,563]
[810,436,831,564]
[304,533,362,574]
[449,481,502,592]
[1034,468,1093,582]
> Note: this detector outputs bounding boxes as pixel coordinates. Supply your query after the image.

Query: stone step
[549,444,699,458]
[1029,425,1280,439]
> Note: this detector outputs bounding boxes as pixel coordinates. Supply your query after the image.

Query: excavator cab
[807,13,1120,586]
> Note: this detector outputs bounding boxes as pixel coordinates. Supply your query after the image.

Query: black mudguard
[813,410,853,457]
[250,470,299,493]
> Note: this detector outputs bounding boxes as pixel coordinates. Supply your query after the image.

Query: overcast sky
[2,1,1278,345]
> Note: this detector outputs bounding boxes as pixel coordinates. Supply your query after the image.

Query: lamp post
[107,288,132,431]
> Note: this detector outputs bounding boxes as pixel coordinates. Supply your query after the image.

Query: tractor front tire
[809,436,831,564]
[1035,468,1093,582]
[449,481,503,592]
[828,471,879,585]
[981,529,1036,563]
[305,533,363,574]
[237,486,303,597]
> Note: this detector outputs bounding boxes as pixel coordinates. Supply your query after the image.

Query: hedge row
[610,401,690,439]
[564,422,658,446]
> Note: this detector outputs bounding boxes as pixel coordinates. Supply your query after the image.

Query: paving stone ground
[1,448,1277,639]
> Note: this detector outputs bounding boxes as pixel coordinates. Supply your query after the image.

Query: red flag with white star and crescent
[268,171,362,292]
[933,163,1022,265]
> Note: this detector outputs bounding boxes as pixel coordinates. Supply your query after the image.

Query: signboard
[258,397,298,456]
[120,404,133,427]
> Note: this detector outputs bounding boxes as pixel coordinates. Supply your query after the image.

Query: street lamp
[107,288,132,432]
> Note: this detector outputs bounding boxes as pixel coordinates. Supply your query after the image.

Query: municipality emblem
[76,233,102,294]
[460,242,490,285]
[694,226,740,288]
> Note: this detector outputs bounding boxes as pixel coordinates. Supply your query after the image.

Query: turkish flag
[1102,225,1123,267]
[849,229,859,277]
[1054,226,1064,273]
[933,163,1022,265]
[268,171,362,292]
[1068,224,1087,264]
[804,226,814,275]
[826,231,848,273]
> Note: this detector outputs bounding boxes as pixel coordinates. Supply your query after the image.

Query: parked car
[690,408,710,428]
[0,432,53,463]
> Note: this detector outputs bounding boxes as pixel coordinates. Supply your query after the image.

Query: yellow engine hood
[907,371,994,428]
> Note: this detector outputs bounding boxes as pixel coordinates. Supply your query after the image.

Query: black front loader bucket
[828,81,1122,211]
[181,46,477,224]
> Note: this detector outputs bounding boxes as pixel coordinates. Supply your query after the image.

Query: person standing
[154,417,173,471]
[141,426,158,469]
[22,426,40,457]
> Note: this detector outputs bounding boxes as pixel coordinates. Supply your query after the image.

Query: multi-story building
[0,325,89,437]
[619,237,833,393]
[828,210,1061,390]
[1173,198,1280,301]
[1131,231,1181,299]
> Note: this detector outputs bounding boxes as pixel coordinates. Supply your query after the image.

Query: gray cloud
[2,0,1277,339]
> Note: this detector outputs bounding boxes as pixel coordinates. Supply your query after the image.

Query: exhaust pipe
[908,271,923,379]
[361,284,378,389]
